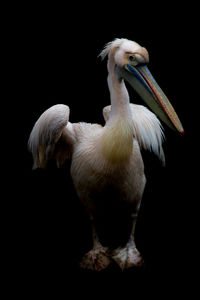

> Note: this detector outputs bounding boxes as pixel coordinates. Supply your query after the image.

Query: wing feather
[103,104,165,164]
[28,104,73,169]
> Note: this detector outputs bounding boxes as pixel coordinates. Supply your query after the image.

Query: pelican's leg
[80,218,111,271]
[110,213,144,270]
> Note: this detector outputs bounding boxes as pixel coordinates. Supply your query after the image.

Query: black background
[5,3,198,296]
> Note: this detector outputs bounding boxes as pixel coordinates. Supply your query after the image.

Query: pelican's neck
[107,55,132,123]
[100,56,133,164]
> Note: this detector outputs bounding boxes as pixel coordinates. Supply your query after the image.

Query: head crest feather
[99,38,127,60]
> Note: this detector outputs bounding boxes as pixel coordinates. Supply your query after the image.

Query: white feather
[28,104,70,169]
[99,38,124,60]
[130,104,165,164]
[103,104,165,165]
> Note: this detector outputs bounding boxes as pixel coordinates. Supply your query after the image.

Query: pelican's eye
[129,55,136,62]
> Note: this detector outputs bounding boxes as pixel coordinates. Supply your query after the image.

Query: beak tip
[181,129,184,136]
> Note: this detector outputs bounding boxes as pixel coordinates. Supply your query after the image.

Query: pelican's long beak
[118,64,184,134]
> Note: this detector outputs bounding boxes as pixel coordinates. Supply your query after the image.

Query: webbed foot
[80,244,111,271]
[110,240,143,270]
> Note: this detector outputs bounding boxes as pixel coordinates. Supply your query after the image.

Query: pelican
[28,38,184,271]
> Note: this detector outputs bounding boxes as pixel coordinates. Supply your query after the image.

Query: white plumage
[29,103,164,169]
[103,104,165,164]
[28,38,183,271]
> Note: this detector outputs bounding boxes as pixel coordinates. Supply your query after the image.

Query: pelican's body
[71,122,145,213]
[29,39,183,270]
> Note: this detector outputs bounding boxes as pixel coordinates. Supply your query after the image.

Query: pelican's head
[100,38,184,134]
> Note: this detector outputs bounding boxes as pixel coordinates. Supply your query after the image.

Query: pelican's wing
[28,104,75,169]
[102,105,111,123]
[103,104,165,164]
